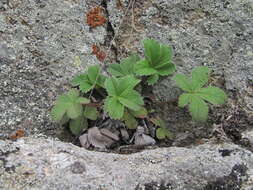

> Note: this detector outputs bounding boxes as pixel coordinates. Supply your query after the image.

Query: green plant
[104,75,144,119]
[172,66,227,122]
[50,89,90,135]
[108,54,140,77]
[50,38,227,141]
[150,117,174,140]
[70,65,106,93]
[134,39,175,85]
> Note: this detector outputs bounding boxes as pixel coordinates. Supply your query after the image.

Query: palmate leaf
[104,76,143,119]
[156,63,176,76]
[189,95,208,122]
[143,39,172,68]
[147,74,159,85]
[50,89,90,122]
[134,60,158,76]
[172,74,192,92]
[70,65,106,93]
[104,96,124,119]
[178,93,191,108]
[84,106,98,120]
[129,107,148,118]
[117,76,140,95]
[196,86,227,105]
[122,111,138,129]
[191,66,210,90]
[156,127,174,140]
[69,116,88,135]
[108,54,140,77]
[118,90,144,111]
[174,66,227,122]
[134,39,175,85]
[104,76,140,96]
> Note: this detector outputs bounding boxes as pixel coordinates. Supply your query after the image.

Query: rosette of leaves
[134,39,176,85]
[104,75,144,120]
[108,54,140,77]
[70,65,106,93]
[50,89,91,135]
[172,66,227,122]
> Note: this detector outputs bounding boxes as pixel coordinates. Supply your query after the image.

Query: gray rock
[0,137,253,190]
[0,0,107,137]
[107,0,253,114]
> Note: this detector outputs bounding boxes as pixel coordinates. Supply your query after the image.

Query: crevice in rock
[101,0,119,63]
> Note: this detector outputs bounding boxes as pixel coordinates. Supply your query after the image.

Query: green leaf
[178,93,191,108]
[70,65,105,93]
[50,89,83,122]
[59,114,70,125]
[117,75,140,95]
[196,86,227,105]
[150,117,166,128]
[69,116,88,135]
[108,63,125,77]
[157,63,176,76]
[97,75,106,88]
[172,74,192,92]
[143,39,172,69]
[66,103,83,119]
[121,54,140,65]
[87,65,100,84]
[191,66,210,90]
[189,95,209,122]
[119,90,144,111]
[70,74,87,86]
[77,97,90,104]
[104,97,124,119]
[134,60,157,76]
[147,74,159,85]
[156,127,174,140]
[129,107,148,118]
[104,77,118,96]
[122,111,138,129]
[84,106,98,120]
[51,101,69,122]
[71,74,93,93]
[67,88,80,98]
[108,54,140,77]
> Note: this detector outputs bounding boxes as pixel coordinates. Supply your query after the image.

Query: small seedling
[104,75,144,119]
[50,89,90,135]
[134,39,175,85]
[150,117,173,140]
[70,65,106,93]
[172,66,227,122]
[108,54,140,77]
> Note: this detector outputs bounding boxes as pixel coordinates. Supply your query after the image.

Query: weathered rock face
[0,0,107,137]
[107,0,253,113]
[0,137,253,190]
[1,1,253,189]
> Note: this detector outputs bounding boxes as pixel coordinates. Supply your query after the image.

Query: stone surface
[107,0,253,113]
[0,137,253,190]
[0,0,107,137]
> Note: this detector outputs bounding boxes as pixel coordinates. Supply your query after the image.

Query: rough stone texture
[0,137,253,190]
[1,1,253,189]
[107,0,253,113]
[0,0,107,137]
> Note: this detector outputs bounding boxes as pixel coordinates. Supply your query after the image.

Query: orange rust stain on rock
[86,6,107,28]
[92,45,106,62]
